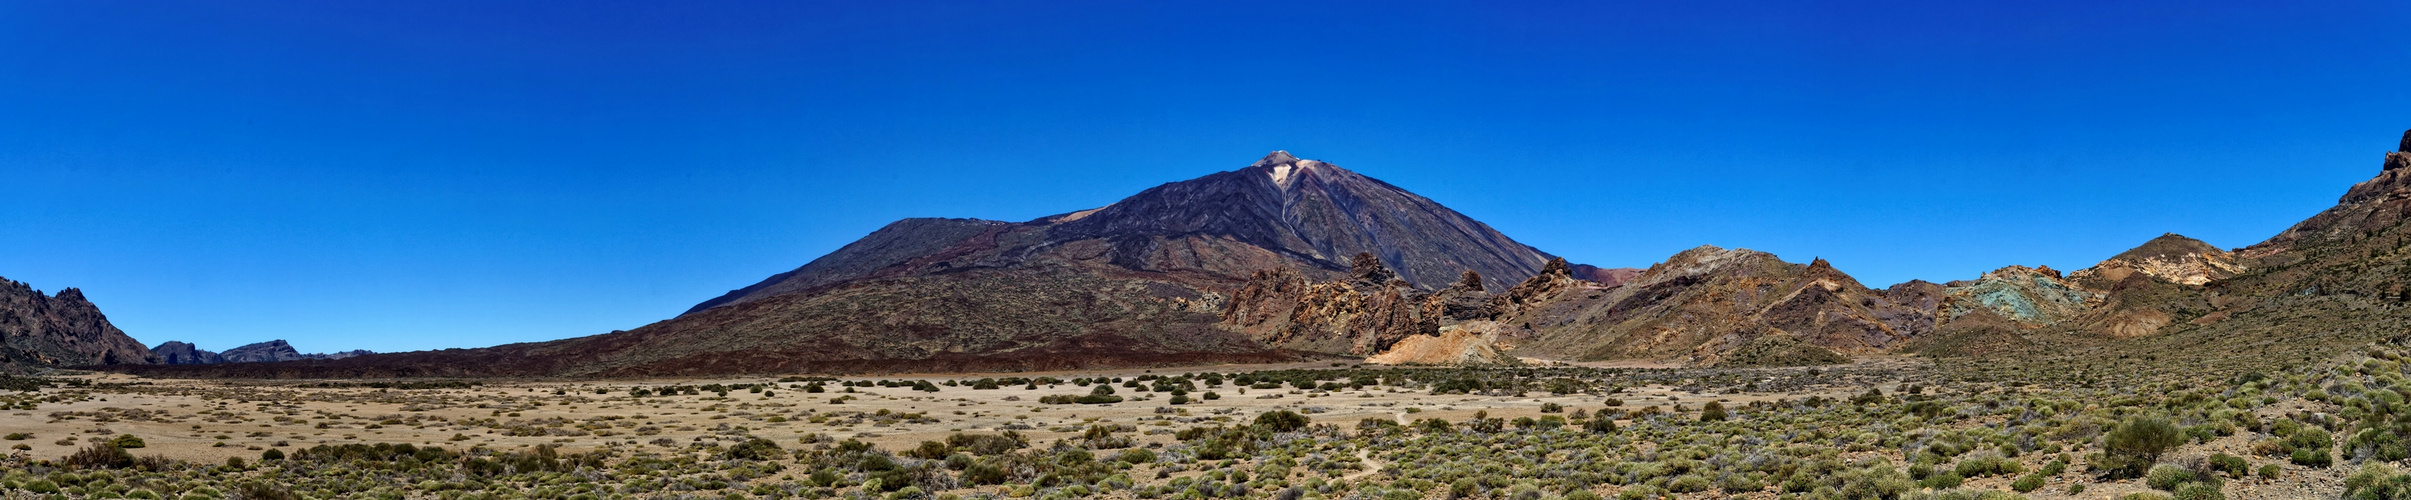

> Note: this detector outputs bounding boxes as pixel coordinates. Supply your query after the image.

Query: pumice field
[5,345,2408,500]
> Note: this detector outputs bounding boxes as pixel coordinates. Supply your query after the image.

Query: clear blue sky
[4,1,2408,353]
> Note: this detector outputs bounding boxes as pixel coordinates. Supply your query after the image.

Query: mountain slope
[1,277,154,370]
[686,218,1008,313]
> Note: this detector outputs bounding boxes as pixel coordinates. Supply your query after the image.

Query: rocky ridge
[0,277,153,370]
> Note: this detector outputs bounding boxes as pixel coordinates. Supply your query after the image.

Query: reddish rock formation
[1,277,154,369]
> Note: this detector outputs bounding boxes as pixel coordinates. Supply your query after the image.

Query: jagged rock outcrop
[151,341,223,365]
[0,277,154,369]
[1220,254,1444,355]
[1483,258,1583,319]
[1424,270,1493,322]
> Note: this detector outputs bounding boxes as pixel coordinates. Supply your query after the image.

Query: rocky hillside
[0,277,154,370]
[1247,129,2408,366]
[1483,246,1938,366]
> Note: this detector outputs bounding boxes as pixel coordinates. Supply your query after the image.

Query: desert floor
[0,359,1897,465]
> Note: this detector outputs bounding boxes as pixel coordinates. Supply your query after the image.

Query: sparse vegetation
[9,332,2411,499]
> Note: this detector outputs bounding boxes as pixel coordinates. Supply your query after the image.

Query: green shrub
[2207,453,2248,479]
[2344,463,2411,500]
[2288,427,2333,467]
[2291,448,2333,468]
[809,469,847,487]
[723,438,785,461]
[2102,417,2183,478]
[1954,453,2024,478]
[906,441,951,460]
[1584,416,1616,433]
[1255,411,1310,432]
[22,479,58,494]
[1449,478,1479,499]
[1666,474,1713,493]
[1699,401,1726,422]
[2011,473,2045,493]
[64,444,134,469]
[2146,465,2193,491]
[1920,470,1963,489]
[2258,464,2282,480]
[2171,482,2223,500]
[105,435,145,448]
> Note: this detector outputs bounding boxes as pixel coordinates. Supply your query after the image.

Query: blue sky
[3,1,2408,353]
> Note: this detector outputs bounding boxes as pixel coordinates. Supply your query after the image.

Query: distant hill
[153,339,372,364]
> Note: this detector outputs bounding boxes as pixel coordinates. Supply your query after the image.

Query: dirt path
[1341,411,1408,482]
[1345,447,1383,482]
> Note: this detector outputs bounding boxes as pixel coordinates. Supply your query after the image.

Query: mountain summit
[690,151,1566,314]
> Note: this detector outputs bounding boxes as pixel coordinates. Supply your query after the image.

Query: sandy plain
[0,360,1887,465]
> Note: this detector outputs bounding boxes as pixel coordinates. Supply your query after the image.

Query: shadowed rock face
[0,277,153,369]
[152,341,223,365]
